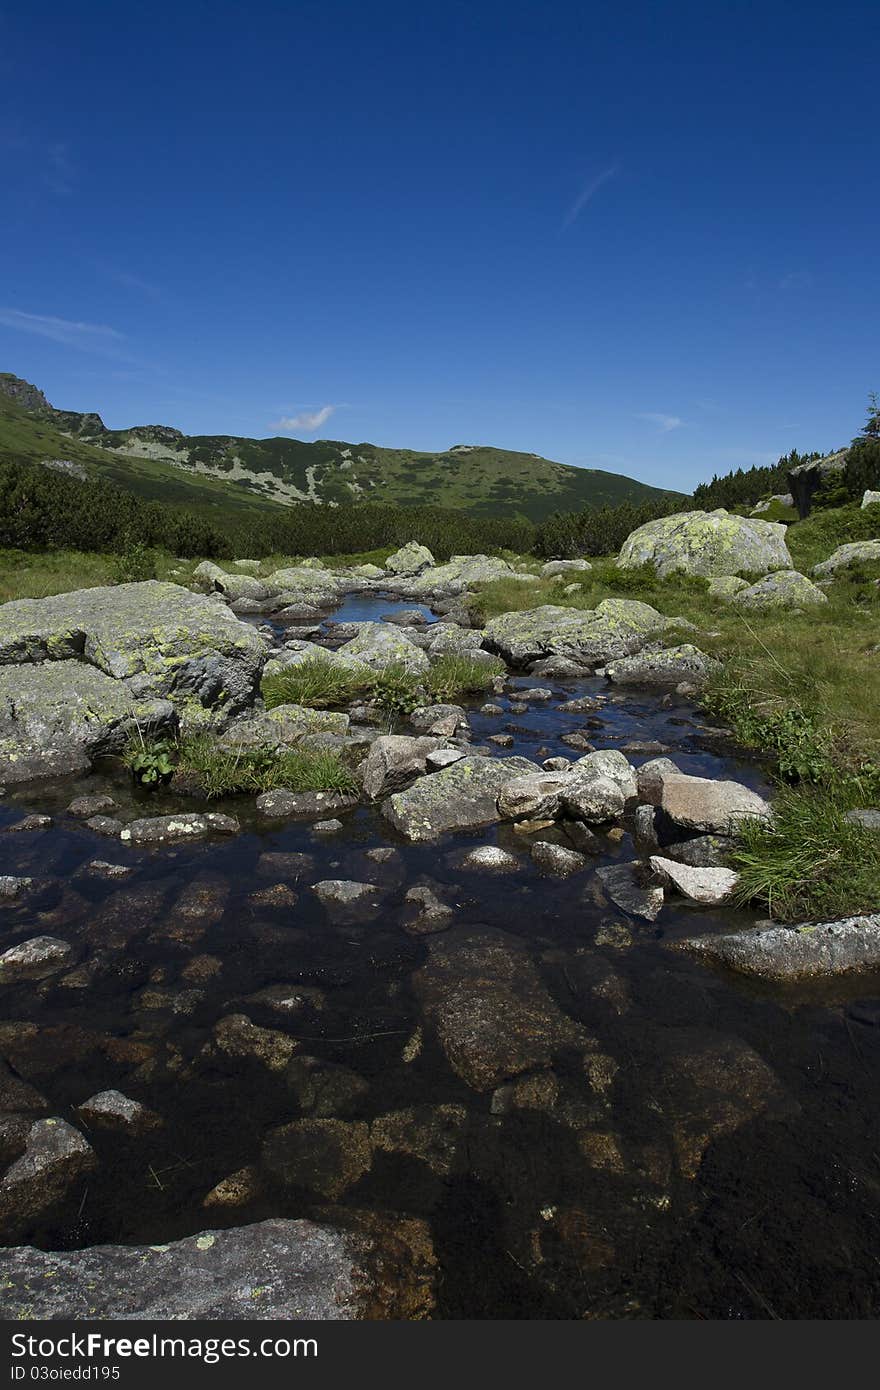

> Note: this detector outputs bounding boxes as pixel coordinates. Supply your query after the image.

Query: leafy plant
[370,662,423,718]
[178,735,358,798]
[123,735,177,787]
[112,536,157,584]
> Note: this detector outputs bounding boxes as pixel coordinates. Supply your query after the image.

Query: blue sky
[1,0,877,492]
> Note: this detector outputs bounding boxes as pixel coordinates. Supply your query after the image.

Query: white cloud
[638,412,684,433]
[562,164,619,230]
[0,308,124,350]
[273,405,336,432]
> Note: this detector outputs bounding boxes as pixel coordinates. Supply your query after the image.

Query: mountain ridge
[0,373,684,523]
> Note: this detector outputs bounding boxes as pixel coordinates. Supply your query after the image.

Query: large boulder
[336,623,429,675]
[659,774,772,833]
[218,704,350,750]
[382,754,538,840]
[483,600,666,667]
[402,555,531,600]
[732,570,828,610]
[0,1119,96,1241]
[0,662,174,784]
[385,542,435,576]
[264,566,341,606]
[0,582,268,714]
[0,1216,436,1319]
[812,539,880,578]
[617,509,792,578]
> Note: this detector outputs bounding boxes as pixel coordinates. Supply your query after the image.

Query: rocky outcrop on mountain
[787,450,848,518]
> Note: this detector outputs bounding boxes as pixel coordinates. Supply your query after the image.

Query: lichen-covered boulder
[382,754,538,840]
[336,623,429,675]
[385,542,436,576]
[402,555,530,600]
[0,1216,436,1319]
[0,662,174,784]
[219,704,350,750]
[732,570,828,610]
[617,509,792,578]
[361,734,442,799]
[604,644,720,687]
[812,539,880,578]
[678,914,880,982]
[264,566,341,606]
[483,600,666,667]
[0,582,268,713]
[540,559,593,577]
[707,576,749,599]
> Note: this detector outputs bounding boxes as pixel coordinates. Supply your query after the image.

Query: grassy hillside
[0,373,682,522]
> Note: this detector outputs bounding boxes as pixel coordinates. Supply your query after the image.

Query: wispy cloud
[638,412,684,433]
[96,261,163,299]
[0,308,124,351]
[562,164,619,230]
[273,405,336,433]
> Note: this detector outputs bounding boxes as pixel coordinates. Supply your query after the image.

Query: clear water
[1,597,879,1319]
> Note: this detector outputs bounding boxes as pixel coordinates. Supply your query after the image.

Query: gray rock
[862,491,880,509]
[649,856,739,904]
[788,449,848,518]
[678,914,880,981]
[732,570,828,610]
[382,754,538,841]
[663,834,734,867]
[67,794,118,818]
[219,704,349,750]
[5,814,52,832]
[361,734,442,799]
[484,600,666,667]
[85,815,124,837]
[604,644,720,687]
[0,875,34,899]
[636,756,681,804]
[457,845,521,873]
[813,539,880,578]
[0,581,268,712]
[846,808,880,830]
[337,623,428,675]
[561,775,626,824]
[540,559,593,577]
[413,926,590,1091]
[409,703,468,734]
[659,774,771,833]
[76,1089,161,1133]
[0,662,174,785]
[312,818,343,834]
[617,509,792,578]
[0,1216,436,1319]
[120,814,210,844]
[255,789,358,819]
[530,841,587,876]
[426,747,467,771]
[707,575,749,599]
[0,936,74,983]
[402,883,454,934]
[0,1118,96,1241]
[596,863,664,921]
[633,803,659,852]
[385,542,436,577]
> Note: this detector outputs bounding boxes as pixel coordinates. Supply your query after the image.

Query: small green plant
[703,674,835,783]
[370,662,423,718]
[112,537,157,584]
[123,735,177,787]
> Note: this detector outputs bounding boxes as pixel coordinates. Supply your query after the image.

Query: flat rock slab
[484,601,666,667]
[413,926,591,1091]
[659,774,771,833]
[382,754,538,841]
[256,789,359,819]
[0,1216,436,1319]
[678,913,880,982]
[649,856,739,905]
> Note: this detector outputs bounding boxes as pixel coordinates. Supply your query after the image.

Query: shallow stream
[1,594,879,1318]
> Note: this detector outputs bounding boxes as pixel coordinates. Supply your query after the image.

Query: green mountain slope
[0,373,682,522]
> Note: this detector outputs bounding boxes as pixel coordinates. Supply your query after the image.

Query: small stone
[261,1118,372,1199]
[77,1089,162,1133]
[85,816,124,837]
[402,883,454,935]
[79,860,134,880]
[530,841,587,876]
[312,880,380,907]
[0,875,34,899]
[312,819,343,834]
[0,936,73,982]
[426,748,466,770]
[649,856,739,905]
[596,863,664,921]
[68,795,118,819]
[5,815,52,833]
[211,1014,298,1071]
[542,756,571,771]
[480,703,504,716]
[845,809,880,831]
[203,1165,262,1209]
[488,733,514,748]
[458,845,520,872]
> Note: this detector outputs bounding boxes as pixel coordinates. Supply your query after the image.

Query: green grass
[177,735,358,799]
[261,657,372,710]
[0,547,201,602]
[786,500,880,573]
[425,651,505,700]
[733,782,880,921]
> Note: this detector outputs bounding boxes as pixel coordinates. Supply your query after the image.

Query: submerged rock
[255,789,358,819]
[120,813,238,844]
[262,1119,372,1199]
[596,863,664,921]
[0,1216,436,1318]
[678,913,880,981]
[617,509,791,578]
[413,926,590,1091]
[0,1118,96,1241]
[530,841,587,876]
[76,1089,161,1133]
